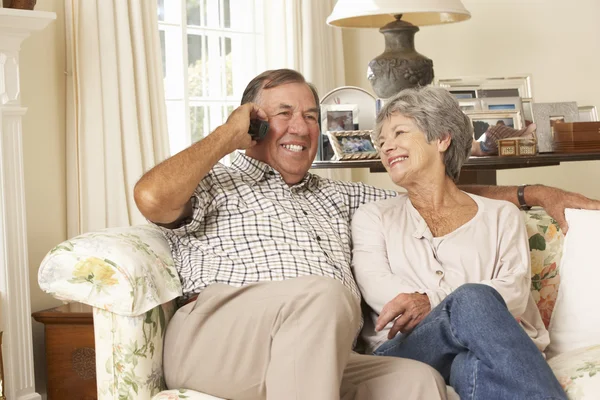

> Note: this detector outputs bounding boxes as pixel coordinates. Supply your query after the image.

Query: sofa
[37,208,600,400]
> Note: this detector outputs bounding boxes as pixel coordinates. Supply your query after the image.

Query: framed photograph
[466,111,523,141]
[327,130,379,161]
[319,104,360,161]
[578,106,599,122]
[532,102,579,152]
[321,104,359,132]
[437,75,533,99]
[479,97,524,127]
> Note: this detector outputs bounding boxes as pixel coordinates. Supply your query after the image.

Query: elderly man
[134,69,599,400]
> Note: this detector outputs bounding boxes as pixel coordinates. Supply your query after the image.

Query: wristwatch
[517,184,532,211]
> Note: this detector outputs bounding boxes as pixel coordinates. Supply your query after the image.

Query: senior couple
[135,69,597,399]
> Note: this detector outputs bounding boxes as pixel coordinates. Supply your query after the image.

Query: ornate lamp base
[368,15,434,99]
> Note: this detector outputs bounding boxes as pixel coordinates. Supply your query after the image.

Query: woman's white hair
[373,86,473,182]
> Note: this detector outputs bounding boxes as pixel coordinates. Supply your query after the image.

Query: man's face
[246,82,320,185]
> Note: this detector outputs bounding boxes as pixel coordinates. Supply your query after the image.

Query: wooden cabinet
[32,303,96,400]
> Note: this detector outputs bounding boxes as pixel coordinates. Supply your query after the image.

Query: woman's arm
[478,204,532,317]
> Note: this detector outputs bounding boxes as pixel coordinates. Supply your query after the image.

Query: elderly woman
[351,86,566,400]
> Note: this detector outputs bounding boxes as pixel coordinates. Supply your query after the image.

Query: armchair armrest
[38,224,182,316]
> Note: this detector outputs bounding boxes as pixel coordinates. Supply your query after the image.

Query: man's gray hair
[373,86,473,182]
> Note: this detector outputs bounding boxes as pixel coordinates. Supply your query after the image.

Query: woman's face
[377,113,444,187]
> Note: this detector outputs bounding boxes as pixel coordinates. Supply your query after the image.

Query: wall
[342,0,600,198]
[19,0,67,396]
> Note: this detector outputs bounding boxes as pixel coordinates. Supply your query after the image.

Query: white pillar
[0,8,56,400]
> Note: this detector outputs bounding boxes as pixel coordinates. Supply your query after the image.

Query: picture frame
[319,104,360,161]
[321,104,359,132]
[521,98,535,125]
[531,102,579,152]
[437,75,533,99]
[327,130,379,161]
[466,111,523,141]
[479,97,524,127]
[578,105,599,122]
[458,99,481,112]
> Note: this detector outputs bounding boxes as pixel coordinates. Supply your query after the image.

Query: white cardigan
[351,193,549,354]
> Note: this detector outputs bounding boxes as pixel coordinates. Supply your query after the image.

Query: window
[158,0,265,155]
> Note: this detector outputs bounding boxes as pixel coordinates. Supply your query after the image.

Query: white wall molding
[0,8,55,400]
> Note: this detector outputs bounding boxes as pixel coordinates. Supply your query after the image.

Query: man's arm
[459,184,600,232]
[134,103,265,226]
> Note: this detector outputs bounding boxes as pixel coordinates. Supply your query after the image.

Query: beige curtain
[65,0,170,236]
[263,0,351,181]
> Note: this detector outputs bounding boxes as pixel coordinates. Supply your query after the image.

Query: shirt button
[435,270,443,276]
[316,235,321,241]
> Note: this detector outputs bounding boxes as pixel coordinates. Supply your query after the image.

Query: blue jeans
[373,284,566,400]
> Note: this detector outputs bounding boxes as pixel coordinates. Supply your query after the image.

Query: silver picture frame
[578,106,599,122]
[532,102,579,153]
[436,75,533,99]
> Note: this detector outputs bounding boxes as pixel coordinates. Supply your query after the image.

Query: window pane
[223,0,231,28]
[157,0,165,21]
[223,37,232,96]
[186,0,200,25]
[190,106,206,143]
[163,26,185,100]
[188,34,207,97]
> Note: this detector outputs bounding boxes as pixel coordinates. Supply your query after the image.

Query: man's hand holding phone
[224,103,268,151]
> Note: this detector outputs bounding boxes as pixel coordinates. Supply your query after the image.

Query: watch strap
[518,184,532,210]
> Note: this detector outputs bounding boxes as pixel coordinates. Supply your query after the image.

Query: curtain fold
[263,0,352,181]
[263,0,345,96]
[65,0,170,236]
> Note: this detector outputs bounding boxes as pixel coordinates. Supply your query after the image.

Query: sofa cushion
[152,389,226,400]
[38,225,182,316]
[523,209,564,328]
[549,344,600,399]
[546,209,600,359]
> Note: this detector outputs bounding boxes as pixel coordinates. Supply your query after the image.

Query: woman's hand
[376,293,431,339]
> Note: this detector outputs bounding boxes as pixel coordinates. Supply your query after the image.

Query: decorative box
[498,136,537,157]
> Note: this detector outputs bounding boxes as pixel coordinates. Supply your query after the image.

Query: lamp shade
[327,0,471,28]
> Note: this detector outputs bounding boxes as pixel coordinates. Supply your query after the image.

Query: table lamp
[327,0,471,99]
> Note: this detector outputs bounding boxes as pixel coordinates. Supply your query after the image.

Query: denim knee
[451,283,506,308]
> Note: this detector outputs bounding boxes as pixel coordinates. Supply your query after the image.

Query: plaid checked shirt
[160,152,396,302]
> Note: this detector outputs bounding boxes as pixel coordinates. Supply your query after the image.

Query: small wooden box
[498,137,537,157]
[32,303,96,400]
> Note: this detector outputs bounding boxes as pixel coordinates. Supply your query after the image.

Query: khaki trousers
[164,276,446,400]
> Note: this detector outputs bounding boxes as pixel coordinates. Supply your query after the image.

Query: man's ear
[437,134,452,152]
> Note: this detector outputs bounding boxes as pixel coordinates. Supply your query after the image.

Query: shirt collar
[231,151,318,190]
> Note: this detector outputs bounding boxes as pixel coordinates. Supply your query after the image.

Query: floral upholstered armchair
[38,210,600,400]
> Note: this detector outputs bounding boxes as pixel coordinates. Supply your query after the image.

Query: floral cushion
[38,225,182,316]
[523,209,565,328]
[549,345,600,399]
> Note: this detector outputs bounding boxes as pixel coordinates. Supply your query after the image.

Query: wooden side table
[32,303,97,400]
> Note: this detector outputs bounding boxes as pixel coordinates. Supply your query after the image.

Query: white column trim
[0,8,56,400]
